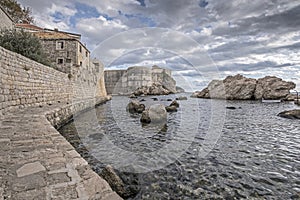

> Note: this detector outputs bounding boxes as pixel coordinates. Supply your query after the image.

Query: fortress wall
[0,46,107,117]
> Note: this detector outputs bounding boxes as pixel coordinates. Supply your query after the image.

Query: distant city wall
[104,66,176,95]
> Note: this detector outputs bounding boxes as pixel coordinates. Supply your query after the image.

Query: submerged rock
[226,106,237,110]
[140,104,167,124]
[278,110,300,119]
[191,74,295,100]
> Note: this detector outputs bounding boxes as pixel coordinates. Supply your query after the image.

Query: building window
[66,59,72,63]
[86,51,88,57]
[79,45,82,53]
[56,41,64,50]
[80,61,82,67]
[57,58,64,64]
[67,51,70,57]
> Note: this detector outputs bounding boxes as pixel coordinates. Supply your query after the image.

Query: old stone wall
[104,69,127,94]
[0,46,107,118]
[0,7,13,30]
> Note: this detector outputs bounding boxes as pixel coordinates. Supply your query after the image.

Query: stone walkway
[0,104,122,200]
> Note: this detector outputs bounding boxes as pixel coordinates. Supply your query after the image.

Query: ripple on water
[59,95,300,199]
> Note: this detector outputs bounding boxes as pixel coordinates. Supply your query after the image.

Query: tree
[0,0,34,24]
[0,29,51,66]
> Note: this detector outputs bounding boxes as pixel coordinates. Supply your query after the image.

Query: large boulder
[192,74,296,100]
[254,76,296,100]
[140,104,167,124]
[126,100,145,114]
[278,110,300,119]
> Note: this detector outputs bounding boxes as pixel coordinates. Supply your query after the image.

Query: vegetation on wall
[0,29,51,66]
[0,0,34,24]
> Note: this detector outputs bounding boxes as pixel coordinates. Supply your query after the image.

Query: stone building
[15,24,90,76]
[104,66,176,94]
[15,24,107,98]
[0,6,14,29]
[34,29,90,75]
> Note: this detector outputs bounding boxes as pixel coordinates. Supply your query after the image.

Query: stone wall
[0,46,107,118]
[0,7,13,30]
[104,66,176,95]
[104,69,127,94]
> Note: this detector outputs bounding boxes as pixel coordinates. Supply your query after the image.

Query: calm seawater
[59,94,300,199]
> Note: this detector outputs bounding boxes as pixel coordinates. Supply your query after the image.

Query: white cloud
[17,0,300,90]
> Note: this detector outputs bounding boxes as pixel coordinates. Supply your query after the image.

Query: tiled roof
[15,23,43,31]
[33,31,78,40]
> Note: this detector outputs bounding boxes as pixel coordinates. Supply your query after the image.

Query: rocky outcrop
[105,66,176,95]
[140,104,167,124]
[126,100,145,114]
[278,110,300,119]
[192,74,295,100]
[132,83,174,96]
[254,76,296,100]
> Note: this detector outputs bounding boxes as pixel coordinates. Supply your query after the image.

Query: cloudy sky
[18,0,300,91]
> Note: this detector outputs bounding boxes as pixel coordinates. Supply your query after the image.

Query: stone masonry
[104,65,176,95]
[0,7,13,30]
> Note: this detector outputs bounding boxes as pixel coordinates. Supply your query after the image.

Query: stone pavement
[0,103,122,200]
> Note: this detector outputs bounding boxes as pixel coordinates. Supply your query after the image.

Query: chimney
[54,28,58,32]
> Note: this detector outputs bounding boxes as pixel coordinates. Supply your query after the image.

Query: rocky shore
[130,83,175,97]
[191,74,296,100]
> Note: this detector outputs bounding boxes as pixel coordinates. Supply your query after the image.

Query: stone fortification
[104,65,176,95]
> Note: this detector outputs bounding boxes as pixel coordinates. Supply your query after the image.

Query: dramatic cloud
[18,0,300,90]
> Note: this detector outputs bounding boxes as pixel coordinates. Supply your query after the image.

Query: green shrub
[0,29,51,66]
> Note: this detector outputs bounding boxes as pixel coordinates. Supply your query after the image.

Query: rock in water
[170,100,179,108]
[191,74,296,100]
[140,104,167,124]
[226,106,237,110]
[176,96,188,100]
[278,110,300,119]
[254,76,296,100]
[126,100,145,114]
[100,165,126,197]
[165,105,178,112]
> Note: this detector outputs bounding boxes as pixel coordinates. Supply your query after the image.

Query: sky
[18,0,300,91]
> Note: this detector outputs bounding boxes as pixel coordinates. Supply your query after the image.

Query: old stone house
[0,6,14,29]
[15,24,107,97]
[15,24,90,76]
